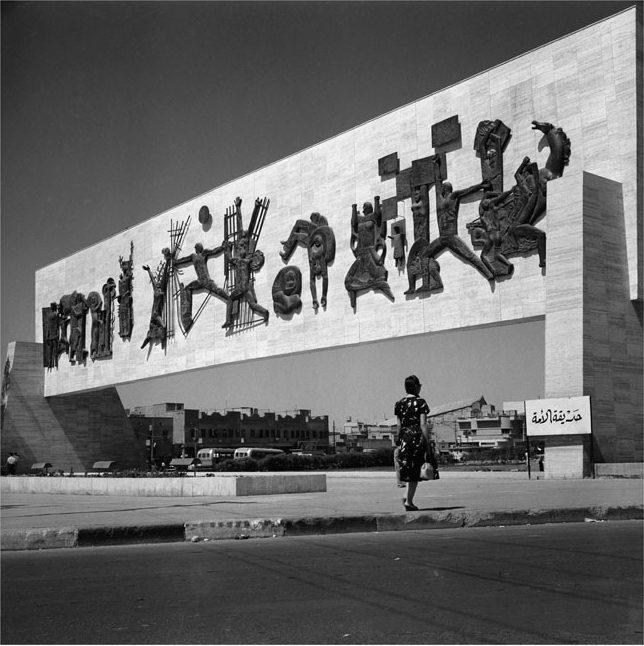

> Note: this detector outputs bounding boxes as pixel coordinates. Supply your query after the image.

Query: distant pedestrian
[394,375,432,511]
[5,452,19,476]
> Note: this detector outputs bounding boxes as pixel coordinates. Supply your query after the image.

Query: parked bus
[233,447,284,461]
[196,448,235,468]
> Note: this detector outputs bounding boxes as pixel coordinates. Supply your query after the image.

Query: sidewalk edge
[2,506,642,551]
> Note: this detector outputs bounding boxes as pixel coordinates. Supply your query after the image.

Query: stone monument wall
[35,9,639,399]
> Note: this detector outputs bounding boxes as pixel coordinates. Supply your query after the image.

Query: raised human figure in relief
[118,244,134,340]
[474,119,512,195]
[467,120,569,274]
[280,212,335,310]
[223,198,269,329]
[174,241,228,331]
[87,291,104,360]
[344,197,394,309]
[42,303,61,368]
[405,183,442,294]
[410,184,430,243]
[67,291,88,365]
[388,223,407,271]
[141,247,173,349]
[101,278,116,356]
[426,160,494,281]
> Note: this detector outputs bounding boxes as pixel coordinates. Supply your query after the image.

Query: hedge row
[212,448,395,472]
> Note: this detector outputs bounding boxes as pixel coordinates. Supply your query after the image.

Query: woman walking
[394,375,431,511]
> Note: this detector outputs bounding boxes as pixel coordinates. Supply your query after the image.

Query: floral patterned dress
[394,394,430,482]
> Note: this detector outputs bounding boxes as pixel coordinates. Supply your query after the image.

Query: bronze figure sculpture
[117,243,134,340]
[222,197,270,330]
[474,119,512,195]
[405,183,441,294]
[272,265,302,315]
[467,120,571,274]
[388,222,407,271]
[141,248,174,350]
[174,241,228,332]
[344,197,394,309]
[102,278,116,354]
[405,158,493,295]
[87,291,104,360]
[280,212,336,310]
[66,291,88,365]
[42,303,61,368]
[425,162,494,281]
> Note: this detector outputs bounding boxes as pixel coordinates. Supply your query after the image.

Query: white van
[233,447,284,460]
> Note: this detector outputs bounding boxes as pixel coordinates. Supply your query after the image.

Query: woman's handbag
[419,462,436,481]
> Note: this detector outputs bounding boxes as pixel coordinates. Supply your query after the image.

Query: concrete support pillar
[543,171,643,477]
[1,342,147,473]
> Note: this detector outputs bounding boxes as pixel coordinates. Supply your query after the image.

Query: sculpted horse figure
[530,119,571,223]
[468,120,571,274]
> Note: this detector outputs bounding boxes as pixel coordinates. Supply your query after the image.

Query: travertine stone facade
[31,10,641,466]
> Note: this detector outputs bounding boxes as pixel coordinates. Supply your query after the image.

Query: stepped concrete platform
[1,470,641,551]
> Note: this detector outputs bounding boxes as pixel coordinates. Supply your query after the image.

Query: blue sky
[1,1,633,428]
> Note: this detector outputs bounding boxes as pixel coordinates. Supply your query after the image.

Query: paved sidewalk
[1,471,642,550]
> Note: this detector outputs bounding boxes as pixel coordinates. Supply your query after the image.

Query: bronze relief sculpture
[63,291,88,365]
[280,212,336,310]
[141,248,174,350]
[87,279,116,360]
[222,197,270,330]
[174,241,228,333]
[42,303,62,368]
[388,222,407,271]
[467,120,571,275]
[117,243,134,340]
[344,197,394,309]
[272,265,302,315]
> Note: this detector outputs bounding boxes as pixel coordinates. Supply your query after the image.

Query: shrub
[76,448,398,476]
[213,458,258,472]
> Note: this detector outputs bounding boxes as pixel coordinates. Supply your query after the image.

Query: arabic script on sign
[531,409,583,425]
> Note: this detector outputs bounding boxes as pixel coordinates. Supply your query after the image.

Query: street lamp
[191,427,198,458]
[146,424,155,467]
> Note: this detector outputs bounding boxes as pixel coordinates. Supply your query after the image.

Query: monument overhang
[35,8,640,399]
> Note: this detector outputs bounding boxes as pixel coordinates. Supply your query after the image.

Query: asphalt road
[2,521,642,645]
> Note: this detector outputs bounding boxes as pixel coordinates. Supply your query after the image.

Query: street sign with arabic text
[525,396,591,436]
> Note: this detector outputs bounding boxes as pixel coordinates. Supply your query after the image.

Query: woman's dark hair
[404,375,421,395]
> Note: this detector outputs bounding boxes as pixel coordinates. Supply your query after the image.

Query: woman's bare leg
[406,481,418,506]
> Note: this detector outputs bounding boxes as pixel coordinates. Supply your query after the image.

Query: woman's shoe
[403,499,419,511]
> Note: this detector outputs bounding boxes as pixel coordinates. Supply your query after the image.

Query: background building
[339,396,527,457]
[128,404,329,461]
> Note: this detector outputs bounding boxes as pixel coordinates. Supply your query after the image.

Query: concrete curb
[2,505,641,551]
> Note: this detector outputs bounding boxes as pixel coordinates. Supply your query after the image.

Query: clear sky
[1,1,634,428]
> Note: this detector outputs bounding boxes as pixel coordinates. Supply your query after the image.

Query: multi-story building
[127,404,329,460]
[338,396,526,454]
[341,418,395,452]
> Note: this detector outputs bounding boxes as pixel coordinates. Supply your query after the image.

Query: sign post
[525,396,592,479]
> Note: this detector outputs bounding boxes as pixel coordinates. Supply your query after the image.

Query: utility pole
[332,420,336,453]
[148,424,154,466]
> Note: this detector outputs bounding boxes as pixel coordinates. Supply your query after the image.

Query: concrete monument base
[0,472,327,497]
